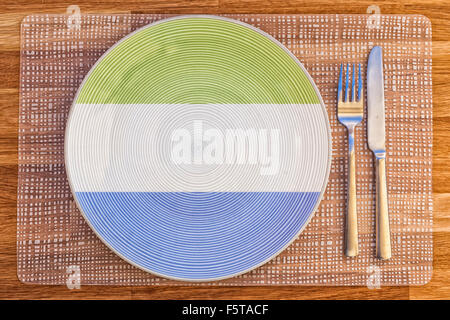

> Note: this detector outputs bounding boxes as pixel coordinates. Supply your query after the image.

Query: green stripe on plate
[76,17,320,105]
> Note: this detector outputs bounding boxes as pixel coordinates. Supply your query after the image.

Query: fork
[337,63,363,257]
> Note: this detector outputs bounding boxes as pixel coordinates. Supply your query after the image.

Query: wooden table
[1,0,449,300]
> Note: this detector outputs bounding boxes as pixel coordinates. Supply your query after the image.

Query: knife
[367,46,392,260]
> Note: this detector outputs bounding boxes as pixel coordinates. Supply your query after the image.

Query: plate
[65,15,331,281]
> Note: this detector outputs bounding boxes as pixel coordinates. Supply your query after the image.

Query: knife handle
[375,156,391,260]
[345,129,358,257]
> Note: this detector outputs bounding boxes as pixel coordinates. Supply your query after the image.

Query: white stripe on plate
[66,104,329,192]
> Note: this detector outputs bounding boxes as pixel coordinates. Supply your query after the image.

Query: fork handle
[375,156,391,260]
[345,129,358,257]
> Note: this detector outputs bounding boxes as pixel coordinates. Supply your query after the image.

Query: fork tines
[338,63,363,119]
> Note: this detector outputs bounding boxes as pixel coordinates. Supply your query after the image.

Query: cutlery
[337,63,363,257]
[367,46,392,260]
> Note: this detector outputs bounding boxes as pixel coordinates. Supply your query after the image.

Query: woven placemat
[17,14,432,286]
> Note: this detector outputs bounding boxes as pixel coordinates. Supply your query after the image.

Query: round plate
[65,15,331,282]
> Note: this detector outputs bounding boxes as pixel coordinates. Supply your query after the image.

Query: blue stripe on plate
[76,191,320,280]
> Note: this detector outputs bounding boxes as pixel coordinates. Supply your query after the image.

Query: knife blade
[367,46,385,154]
[367,46,392,260]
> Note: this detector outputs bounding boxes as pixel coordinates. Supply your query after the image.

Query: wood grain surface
[0,0,449,300]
